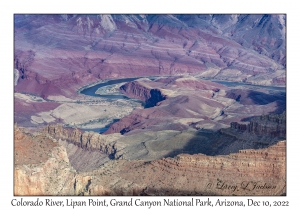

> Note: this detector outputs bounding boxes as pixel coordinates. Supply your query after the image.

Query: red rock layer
[43,124,118,156]
[105,78,225,134]
[230,112,286,138]
[14,125,58,165]
[14,125,286,196]
[14,15,285,99]
[87,141,286,196]
[14,98,60,126]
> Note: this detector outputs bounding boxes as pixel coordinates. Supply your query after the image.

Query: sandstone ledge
[14,125,286,196]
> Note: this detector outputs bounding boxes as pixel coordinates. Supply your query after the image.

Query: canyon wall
[43,124,121,157]
[230,112,286,138]
[14,125,92,195]
[14,15,285,99]
[119,80,166,107]
[15,124,286,196]
[105,77,285,135]
[14,14,286,196]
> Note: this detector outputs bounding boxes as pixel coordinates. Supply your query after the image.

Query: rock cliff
[14,125,92,195]
[230,112,286,138]
[119,80,166,108]
[15,124,286,196]
[43,124,121,157]
[14,15,285,99]
[13,14,286,196]
[105,77,285,135]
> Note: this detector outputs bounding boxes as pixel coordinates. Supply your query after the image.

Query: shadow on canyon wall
[164,110,286,158]
[226,89,286,106]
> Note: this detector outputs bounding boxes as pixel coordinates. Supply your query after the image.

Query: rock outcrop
[14,125,92,195]
[272,77,286,86]
[43,124,121,157]
[14,15,285,100]
[14,124,286,196]
[230,112,286,138]
[106,77,226,134]
[65,141,290,196]
[105,77,285,135]
[13,14,287,196]
[119,80,166,108]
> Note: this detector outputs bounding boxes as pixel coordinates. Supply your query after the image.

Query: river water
[79,77,285,133]
[80,77,140,99]
[80,77,286,99]
[79,77,143,133]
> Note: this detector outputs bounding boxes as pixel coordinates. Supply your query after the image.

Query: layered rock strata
[229,112,286,138]
[14,15,285,100]
[43,124,122,157]
[15,125,286,196]
[120,80,167,108]
[14,125,92,195]
[106,77,227,134]
[105,77,285,135]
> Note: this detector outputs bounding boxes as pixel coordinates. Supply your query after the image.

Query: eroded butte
[14,14,286,196]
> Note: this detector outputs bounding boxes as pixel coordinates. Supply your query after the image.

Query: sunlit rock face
[105,76,285,135]
[14,14,285,98]
[14,125,286,196]
[14,14,286,196]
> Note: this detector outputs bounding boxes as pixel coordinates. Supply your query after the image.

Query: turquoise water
[79,77,286,133]
[80,77,139,98]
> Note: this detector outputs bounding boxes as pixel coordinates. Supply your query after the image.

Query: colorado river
[80,77,140,99]
[80,77,286,99]
[79,77,143,133]
[79,77,285,134]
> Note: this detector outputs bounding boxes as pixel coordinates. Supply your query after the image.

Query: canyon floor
[14,124,286,196]
[14,76,286,196]
[14,14,286,196]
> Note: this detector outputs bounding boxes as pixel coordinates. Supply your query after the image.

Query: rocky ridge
[230,112,286,138]
[105,77,285,135]
[43,108,286,168]
[15,125,286,196]
[43,124,122,157]
[119,80,167,108]
[13,14,287,196]
[14,15,285,100]
[14,125,92,195]
[105,77,227,134]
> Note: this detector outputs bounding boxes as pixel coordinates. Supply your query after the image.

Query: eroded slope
[14,125,286,196]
